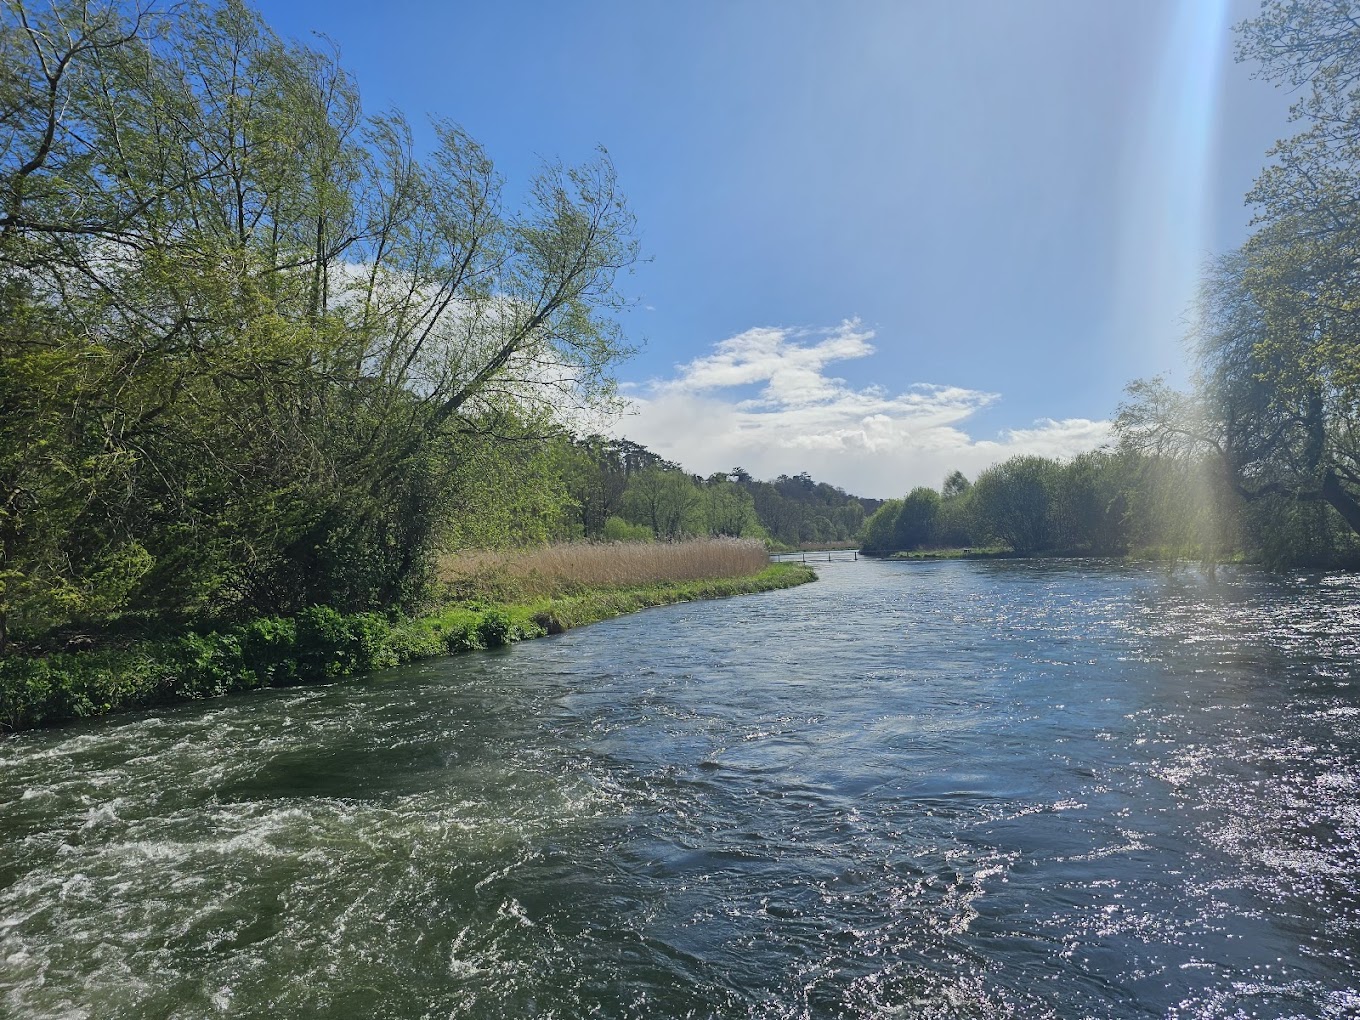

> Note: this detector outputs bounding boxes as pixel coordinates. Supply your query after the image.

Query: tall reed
[438,539,770,600]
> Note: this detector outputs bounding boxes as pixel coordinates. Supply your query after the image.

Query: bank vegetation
[1,546,813,732]
[0,1,825,731]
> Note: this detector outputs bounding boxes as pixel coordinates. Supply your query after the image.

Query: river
[2,559,1359,1018]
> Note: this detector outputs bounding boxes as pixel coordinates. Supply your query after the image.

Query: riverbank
[872,546,1011,560]
[870,552,1262,568]
[0,563,815,733]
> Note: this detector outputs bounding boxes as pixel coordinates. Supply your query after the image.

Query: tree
[1118,241,1360,546]
[1049,451,1129,555]
[1226,1,1360,538]
[0,337,149,651]
[1112,1,1360,558]
[970,456,1057,554]
[893,487,940,550]
[554,435,671,539]
[620,468,701,540]
[0,0,639,640]
[703,481,760,538]
[936,471,974,548]
[860,499,902,554]
[942,471,971,500]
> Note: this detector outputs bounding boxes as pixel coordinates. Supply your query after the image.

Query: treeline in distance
[859,449,1358,567]
[867,2,1360,569]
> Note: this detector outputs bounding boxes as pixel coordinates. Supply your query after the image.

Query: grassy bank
[0,558,815,733]
[880,546,1011,560]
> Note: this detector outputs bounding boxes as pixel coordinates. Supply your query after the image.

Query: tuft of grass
[438,538,772,601]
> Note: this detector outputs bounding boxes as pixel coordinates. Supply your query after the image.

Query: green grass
[882,546,1011,560]
[0,564,815,732]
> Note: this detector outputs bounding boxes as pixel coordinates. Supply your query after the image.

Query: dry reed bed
[439,538,771,600]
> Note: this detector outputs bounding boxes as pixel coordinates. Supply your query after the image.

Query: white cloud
[618,320,1111,498]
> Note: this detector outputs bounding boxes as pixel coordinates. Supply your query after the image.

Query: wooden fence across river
[771,550,859,563]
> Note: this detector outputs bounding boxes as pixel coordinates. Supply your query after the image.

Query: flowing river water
[2,559,1360,1019]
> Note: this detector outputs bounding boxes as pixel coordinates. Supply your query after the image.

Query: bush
[476,609,513,648]
[602,516,654,542]
[240,616,299,686]
[170,631,245,698]
[385,619,445,661]
[294,605,359,678]
[0,650,167,728]
[350,611,399,672]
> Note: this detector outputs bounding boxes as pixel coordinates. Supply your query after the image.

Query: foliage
[1112,0,1360,562]
[1048,451,1132,555]
[860,499,903,554]
[553,435,671,539]
[555,446,833,545]
[856,453,1160,559]
[475,609,514,649]
[969,457,1058,554]
[935,474,975,548]
[0,0,638,646]
[620,468,704,539]
[893,487,941,551]
[0,563,814,731]
[739,471,873,546]
[602,516,654,542]
[703,480,763,538]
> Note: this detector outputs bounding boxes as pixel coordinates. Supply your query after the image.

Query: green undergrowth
[0,564,815,732]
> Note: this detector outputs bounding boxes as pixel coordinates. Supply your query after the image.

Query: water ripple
[2,559,1359,1017]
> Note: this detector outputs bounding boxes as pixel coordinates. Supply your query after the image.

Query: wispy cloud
[619,320,1110,497]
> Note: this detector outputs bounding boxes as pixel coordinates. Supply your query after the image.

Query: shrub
[294,605,358,678]
[476,609,513,648]
[239,616,299,686]
[602,516,654,542]
[170,631,245,698]
[386,619,445,661]
[349,612,399,672]
[0,650,167,728]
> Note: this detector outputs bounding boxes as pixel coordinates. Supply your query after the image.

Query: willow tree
[970,456,1057,554]
[0,0,637,640]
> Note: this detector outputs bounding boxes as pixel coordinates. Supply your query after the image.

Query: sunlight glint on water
[2,559,1359,1018]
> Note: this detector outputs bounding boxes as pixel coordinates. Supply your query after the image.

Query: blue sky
[253,0,1292,497]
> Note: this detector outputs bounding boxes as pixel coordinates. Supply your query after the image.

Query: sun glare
[1116,0,1232,377]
